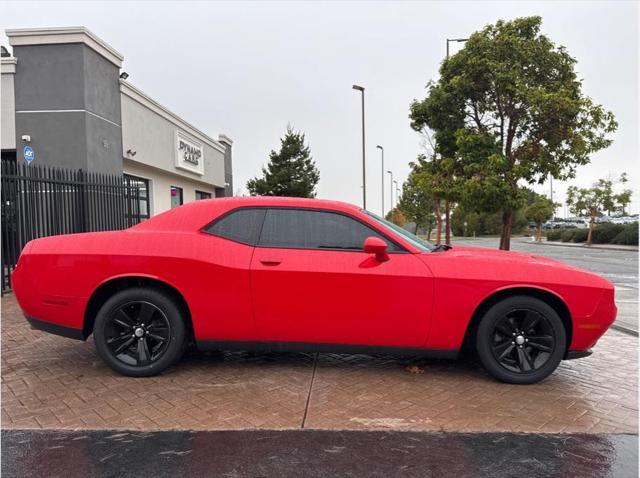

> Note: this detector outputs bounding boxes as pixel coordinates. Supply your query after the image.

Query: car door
[249,208,434,347]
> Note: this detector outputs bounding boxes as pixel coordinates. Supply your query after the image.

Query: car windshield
[364,211,435,252]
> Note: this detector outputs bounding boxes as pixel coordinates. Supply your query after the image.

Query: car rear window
[204,208,266,245]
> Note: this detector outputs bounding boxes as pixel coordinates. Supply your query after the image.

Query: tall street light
[393,180,399,207]
[446,38,468,59]
[352,84,366,209]
[376,145,384,216]
[444,37,468,245]
[386,170,393,212]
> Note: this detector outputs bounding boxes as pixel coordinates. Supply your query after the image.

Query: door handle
[260,259,282,266]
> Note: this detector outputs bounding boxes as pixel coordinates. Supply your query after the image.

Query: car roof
[130,196,363,232]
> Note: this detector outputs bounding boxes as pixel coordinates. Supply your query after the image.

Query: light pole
[446,38,468,59]
[352,84,366,209]
[444,37,468,245]
[376,145,384,216]
[393,180,399,207]
[386,170,393,212]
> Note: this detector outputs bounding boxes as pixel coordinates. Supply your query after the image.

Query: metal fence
[1,160,144,292]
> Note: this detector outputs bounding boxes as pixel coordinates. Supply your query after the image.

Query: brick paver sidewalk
[2,294,637,433]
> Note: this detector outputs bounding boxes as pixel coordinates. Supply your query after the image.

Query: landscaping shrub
[611,224,639,245]
[571,229,588,243]
[591,223,624,244]
[546,229,563,241]
[561,229,575,242]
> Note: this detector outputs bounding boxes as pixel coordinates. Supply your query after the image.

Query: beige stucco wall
[123,159,215,215]
[120,82,226,189]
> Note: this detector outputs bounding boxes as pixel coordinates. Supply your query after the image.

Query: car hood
[446,245,569,267]
[424,245,613,288]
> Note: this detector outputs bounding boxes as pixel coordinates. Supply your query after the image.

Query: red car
[12,197,616,384]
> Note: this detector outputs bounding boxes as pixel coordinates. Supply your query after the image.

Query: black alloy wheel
[106,301,171,366]
[476,296,566,384]
[94,288,187,377]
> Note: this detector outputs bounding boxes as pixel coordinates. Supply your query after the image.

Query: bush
[561,229,575,242]
[571,229,588,243]
[591,223,624,244]
[611,224,639,245]
[546,229,563,241]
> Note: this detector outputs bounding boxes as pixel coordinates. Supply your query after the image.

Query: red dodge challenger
[12,197,616,384]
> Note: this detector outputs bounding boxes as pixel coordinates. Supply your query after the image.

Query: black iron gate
[1,160,145,292]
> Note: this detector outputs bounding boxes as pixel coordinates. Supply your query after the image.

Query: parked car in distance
[12,197,617,384]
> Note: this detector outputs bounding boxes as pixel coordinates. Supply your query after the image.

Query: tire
[475,296,566,384]
[94,287,187,377]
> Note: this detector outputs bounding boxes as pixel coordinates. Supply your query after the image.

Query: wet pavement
[454,237,639,334]
[2,293,638,433]
[2,429,637,478]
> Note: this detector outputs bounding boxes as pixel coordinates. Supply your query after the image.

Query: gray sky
[2,1,638,215]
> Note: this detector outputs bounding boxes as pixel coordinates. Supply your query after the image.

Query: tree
[247,125,319,197]
[409,155,450,244]
[524,196,556,242]
[398,162,436,236]
[410,16,617,250]
[385,208,408,227]
[566,174,632,245]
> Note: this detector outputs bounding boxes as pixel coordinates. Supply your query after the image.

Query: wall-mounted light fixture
[119,72,129,80]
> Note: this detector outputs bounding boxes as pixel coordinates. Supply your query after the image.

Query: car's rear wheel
[94,288,186,377]
[475,296,566,384]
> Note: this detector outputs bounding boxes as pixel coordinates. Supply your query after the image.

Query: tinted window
[205,208,266,245]
[259,209,402,251]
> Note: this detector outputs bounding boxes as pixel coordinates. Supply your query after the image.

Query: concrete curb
[611,324,639,337]
[526,241,639,253]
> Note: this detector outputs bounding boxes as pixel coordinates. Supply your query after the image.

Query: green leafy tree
[247,125,319,197]
[385,208,408,227]
[409,155,451,244]
[398,161,436,236]
[566,174,632,245]
[410,16,617,250]
[524,196,556,242]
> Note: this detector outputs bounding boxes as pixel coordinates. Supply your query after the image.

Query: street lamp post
[386,170,393,212]
[443,37,468,245]
[393,180,399,207]
[352,84,366,209]
[376,145,384,217]
[446,38,468,59]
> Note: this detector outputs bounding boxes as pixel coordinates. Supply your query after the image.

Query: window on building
[258,209,403,251]
[170,186,183,208]
[195,190,212,200]
[123,174,150,220]
[204,208,266,245]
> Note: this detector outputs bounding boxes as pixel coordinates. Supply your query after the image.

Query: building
[1,26,232,218]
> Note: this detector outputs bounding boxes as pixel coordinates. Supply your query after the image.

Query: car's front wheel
[94,287,186,377]
[475,296,566,384]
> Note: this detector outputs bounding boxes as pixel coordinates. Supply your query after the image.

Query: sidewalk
[522,238,638,252]
[2,294,638,434]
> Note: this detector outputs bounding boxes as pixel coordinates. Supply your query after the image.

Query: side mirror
[363,236,389,262]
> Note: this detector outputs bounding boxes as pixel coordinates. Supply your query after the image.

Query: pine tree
[247,126,320,197]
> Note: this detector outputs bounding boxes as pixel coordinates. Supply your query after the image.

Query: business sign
[175,131,204,175]
[23,146,35,164]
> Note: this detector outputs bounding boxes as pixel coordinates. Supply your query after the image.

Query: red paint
[12,197,616,354]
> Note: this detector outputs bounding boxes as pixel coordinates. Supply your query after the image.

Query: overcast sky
[2,1,638,216]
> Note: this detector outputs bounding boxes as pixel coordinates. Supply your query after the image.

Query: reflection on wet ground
[2,429,637,478]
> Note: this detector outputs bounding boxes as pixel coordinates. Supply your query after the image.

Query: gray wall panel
[85,112,122,175]
[13,44,85,111]
[14,111,87,169]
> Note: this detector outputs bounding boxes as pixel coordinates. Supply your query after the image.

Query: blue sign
[23,146,35,164]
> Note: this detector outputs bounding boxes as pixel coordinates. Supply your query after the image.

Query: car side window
[204,208,266,245]
[258,209,402,251]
